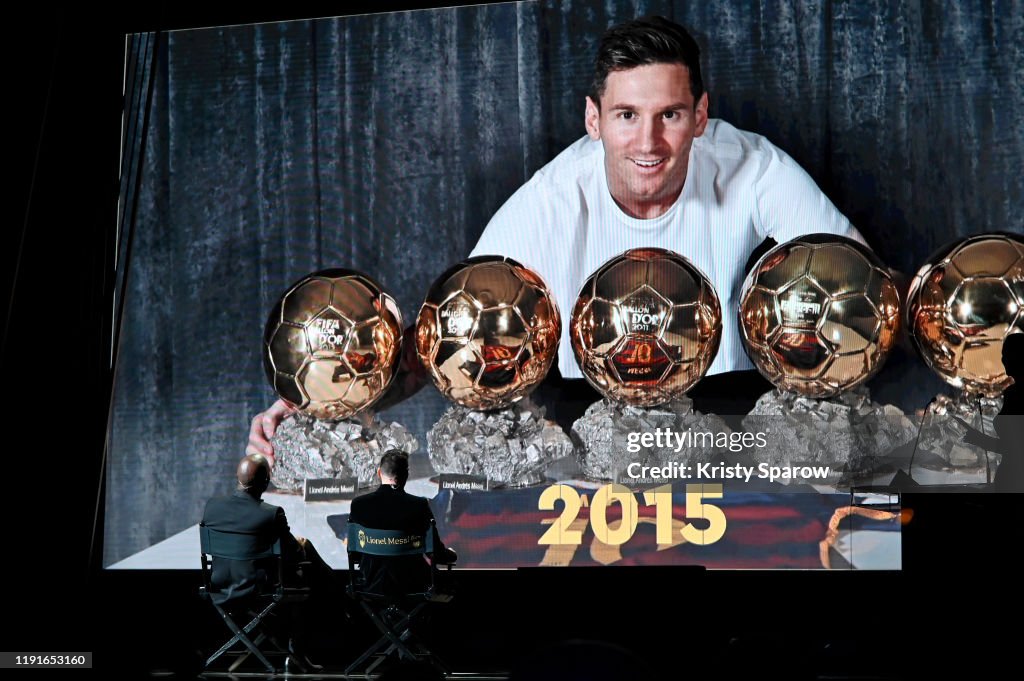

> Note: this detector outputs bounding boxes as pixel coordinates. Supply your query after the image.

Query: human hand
[438,547,457,565]
[246,399,296,465]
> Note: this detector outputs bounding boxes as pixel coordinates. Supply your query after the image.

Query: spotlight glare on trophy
[907,233,1023,398]
[416,257,560,410]
[739,234,913,487]
[570,248,728,482]
[418,256,571,486]
[740,235,900,397]
[906,232,1024,480]
[262,269,418,491]
[571,247,721,406]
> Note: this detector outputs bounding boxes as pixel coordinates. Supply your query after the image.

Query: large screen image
[103,1,1023,572]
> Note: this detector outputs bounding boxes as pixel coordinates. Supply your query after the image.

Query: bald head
[237,453,271,495]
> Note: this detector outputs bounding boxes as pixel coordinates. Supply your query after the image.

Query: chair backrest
[346,523,433,558]
[345,522,440,596]
[200,523,283,560]
[199,522,284,594]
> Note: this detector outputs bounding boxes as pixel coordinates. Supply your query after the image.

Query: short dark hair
[589,16,704,106]
[379,449,410,483]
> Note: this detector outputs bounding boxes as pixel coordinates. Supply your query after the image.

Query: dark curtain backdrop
[105,0,1024,565]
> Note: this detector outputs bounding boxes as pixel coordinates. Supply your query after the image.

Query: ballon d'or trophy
[262,269,417,491]
[906,233,1023,482]
[417,256,571,487]
[570,248,727,482]
[739,235,913,486]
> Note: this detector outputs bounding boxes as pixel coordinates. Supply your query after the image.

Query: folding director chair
[345,521,455,677]
[198,522,311,674]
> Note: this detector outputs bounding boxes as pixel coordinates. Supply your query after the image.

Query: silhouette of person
[202,453,338,667]
[348,450,457,595]
[247,15,872,459]
[203,454,334,597]
[959,333,1023,491]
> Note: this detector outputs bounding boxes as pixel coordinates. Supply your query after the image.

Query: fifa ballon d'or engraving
[569,248,730,482]
[419,256,571,486]
[416,255,561,411]
[263,268,403,420]
[570,247,722,407]
[262,269,416,492]
[738,234,900,398]
[739,235,915,488]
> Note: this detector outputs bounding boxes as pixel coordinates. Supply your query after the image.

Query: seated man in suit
[348,450,457,595]
[202,453,334,664]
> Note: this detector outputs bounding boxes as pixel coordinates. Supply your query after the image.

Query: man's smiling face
[585,62,708,219]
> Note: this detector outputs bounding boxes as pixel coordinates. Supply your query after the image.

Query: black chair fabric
[198,522,310,673]
[345,521,454,675]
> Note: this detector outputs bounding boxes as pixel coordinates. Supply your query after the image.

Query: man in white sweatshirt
[249,15,866,456]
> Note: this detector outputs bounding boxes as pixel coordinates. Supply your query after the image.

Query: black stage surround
[4,2,1021,676]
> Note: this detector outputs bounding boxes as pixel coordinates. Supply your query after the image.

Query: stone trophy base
[269,412,418,492]
[907,393,1003,485]
[427,397,574,488]
[571,396,732,484]
[742,386,917,488]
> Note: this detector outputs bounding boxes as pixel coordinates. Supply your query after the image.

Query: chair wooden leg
[220,616,274,673]
[346,601,450,676]
[205,602,278,673]
[345,603,397,674]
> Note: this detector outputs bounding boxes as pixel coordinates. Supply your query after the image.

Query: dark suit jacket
[202,490,301,605]
[348,484,454,594]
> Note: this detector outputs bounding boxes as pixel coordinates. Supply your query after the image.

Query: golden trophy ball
[906,232,1023,398]
[416,255,561,411]
[262,268,403,420]
[738,234,900,398]
[570,247,722,407]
